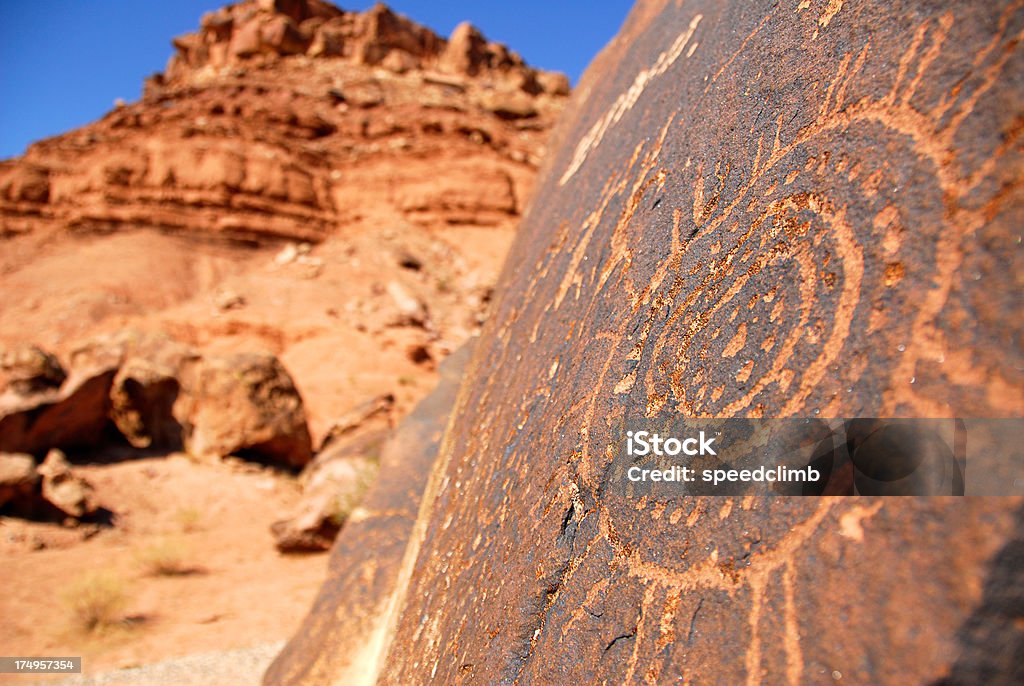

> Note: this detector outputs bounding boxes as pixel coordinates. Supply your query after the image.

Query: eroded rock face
[269,1,1023,684]
[0,354,118,456]
[0,0,567,446]
[0,332,313,472]
[0,345,66,396]
[1,449,100,520]
[108,335,197,450]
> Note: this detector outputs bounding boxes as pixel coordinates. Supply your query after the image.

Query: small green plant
[61,570,129,633]
[174,506,203,533]
[326,461,379,527]
[136,538,195,576]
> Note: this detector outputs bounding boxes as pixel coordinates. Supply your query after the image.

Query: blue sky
[0,1,632,160]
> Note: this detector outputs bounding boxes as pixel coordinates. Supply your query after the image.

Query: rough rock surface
[0,345,66,396]
[266,342,472,684]
[0,452,39,510]
[108,334,198,449]
[0,355,118,456]
[0,1,565,245]
[110,358,185,450]
[1,449,100,520]
[269,1,1024,684]
[0,332,313,472]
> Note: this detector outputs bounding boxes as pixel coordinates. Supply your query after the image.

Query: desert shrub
[61,570,129,632]
[136,537,195,576]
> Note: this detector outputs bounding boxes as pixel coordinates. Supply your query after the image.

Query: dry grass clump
[136,537,197,576]
[61,570,130,632]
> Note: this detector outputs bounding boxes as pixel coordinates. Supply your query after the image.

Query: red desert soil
[0,454,325,681]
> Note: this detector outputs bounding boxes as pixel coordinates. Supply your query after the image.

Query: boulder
[271,394,394,552]
[439,21,487,76]
[316,393,394,452]
[178,352,313,468]
[109,358,185,450]
[229,18,264,59]
[0,330,315,468]
[354,4,442,66]
[37,449,96,518]
[260,15,309,55]
[0,452,38,510]
[258,0,341,24]
[200,8,234,40]
[271,453,377,552]
[306,25,344,57]
[0,353,118,456]
[106,333,197,451]
[0,345,65,396]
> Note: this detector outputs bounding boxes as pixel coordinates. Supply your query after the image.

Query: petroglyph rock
[269,1,1024,684]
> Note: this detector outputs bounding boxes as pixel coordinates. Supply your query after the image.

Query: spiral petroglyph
[564,7,1023,426]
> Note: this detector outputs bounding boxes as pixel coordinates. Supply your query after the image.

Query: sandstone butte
[266,1,1024,685]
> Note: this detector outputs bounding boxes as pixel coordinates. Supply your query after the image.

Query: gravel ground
[45,642,284,686]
